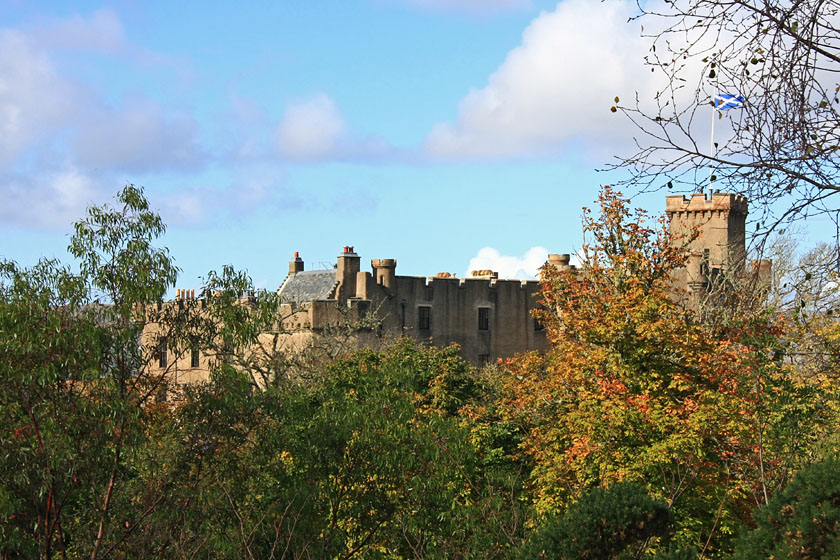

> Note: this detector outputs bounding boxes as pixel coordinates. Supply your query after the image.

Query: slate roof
[277,270,338,306]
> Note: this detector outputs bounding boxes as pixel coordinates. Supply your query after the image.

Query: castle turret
[289,251,304,275]
[371,258,397,290]
[337,246,361,302]
[547,253,576,272]
[666,192,748,299]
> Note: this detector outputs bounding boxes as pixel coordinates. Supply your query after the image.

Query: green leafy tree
[133,340,521,559]
[0,185,214,559]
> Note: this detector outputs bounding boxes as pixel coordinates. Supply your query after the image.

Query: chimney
[289,251,304,275]
[337,245,361,302]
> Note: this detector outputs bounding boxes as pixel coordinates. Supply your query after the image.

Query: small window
[418,306,431,330]
[534,316,544,331]
[478,307,490,331]
[191,347,200,368]
[477,353,490,366]
[158,338,168,368]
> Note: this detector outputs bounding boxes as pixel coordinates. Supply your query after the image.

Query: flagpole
[709,99,716,198]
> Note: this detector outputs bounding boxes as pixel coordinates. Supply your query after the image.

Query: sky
[1,0,821,291]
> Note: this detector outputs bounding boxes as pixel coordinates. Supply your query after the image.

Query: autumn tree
[502,187,823,556]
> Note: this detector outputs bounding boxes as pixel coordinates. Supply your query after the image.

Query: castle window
[418,306,431,330]
[191,347,200,368]
[157,338,168,368]
[477,353,490,366]
[478,307,491,331]
[534,316,544,331]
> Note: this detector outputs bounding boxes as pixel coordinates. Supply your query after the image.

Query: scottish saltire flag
[715,94,745,110]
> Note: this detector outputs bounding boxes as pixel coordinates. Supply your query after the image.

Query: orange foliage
[501,187,801,549]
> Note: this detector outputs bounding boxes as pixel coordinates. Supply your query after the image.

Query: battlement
[666,192,748,216]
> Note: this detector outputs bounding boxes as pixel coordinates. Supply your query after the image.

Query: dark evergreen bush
[520,482,679,559]
[734,455,840,559]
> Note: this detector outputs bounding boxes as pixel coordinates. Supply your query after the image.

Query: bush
[734,455,840,559]
[520,482,676,559]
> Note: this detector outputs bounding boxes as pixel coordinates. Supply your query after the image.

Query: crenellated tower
[666,192,748,300]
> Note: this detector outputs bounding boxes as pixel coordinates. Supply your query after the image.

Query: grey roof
[278,270,338,305]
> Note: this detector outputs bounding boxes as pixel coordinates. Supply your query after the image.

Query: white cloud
[425,0,656,160]
[466,246,550,280]
[275,93,395,162]
[0,13,204,174]
[0,167,106,230]
[36,9,127,52]
[73,99,204,173]
[276,94,346,161]
[152,170,303,228]
[0,29,78,164]
[0,9,207,229]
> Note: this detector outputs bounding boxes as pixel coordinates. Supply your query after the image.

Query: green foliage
[0,185,182,559]
[3,184,838,558]
[127,340,521,559]
[734,455,840,559]
[520,482,682,559]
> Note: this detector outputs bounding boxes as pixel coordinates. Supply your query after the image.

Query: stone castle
[151,191,755,384]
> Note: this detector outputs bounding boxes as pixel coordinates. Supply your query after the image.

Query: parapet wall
[666,192,748,217]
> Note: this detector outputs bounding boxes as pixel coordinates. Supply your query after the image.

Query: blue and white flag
[714,94,745,110]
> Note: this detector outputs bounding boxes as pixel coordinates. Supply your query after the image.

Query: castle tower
[547,253,575,272]
[666,192,748,297]
[371,259,397,290]
[337,246,361,302]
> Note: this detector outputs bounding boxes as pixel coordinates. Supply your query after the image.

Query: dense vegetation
[1,185,839,559]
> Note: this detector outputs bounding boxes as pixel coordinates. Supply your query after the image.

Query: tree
[501,187,823,556]
[0,185,182,558]
[734,455,840,559]
[519,482,682,560]
[132,340,521,559]
[613,0,840,238]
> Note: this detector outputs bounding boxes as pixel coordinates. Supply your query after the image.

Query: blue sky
[1,0,823,291]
